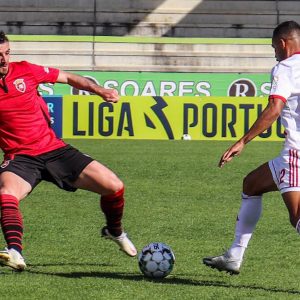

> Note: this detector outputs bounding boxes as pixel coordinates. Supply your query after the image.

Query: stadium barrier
[10,36,275,73]
[44,96,284,141]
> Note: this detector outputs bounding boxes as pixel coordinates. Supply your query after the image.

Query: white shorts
[269,149,300,194]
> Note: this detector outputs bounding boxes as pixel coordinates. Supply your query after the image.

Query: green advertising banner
[62,95,284,141]
[38,72,271,97]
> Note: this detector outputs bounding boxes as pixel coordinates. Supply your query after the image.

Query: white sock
[227,193,262,261]
[296,219,300,234]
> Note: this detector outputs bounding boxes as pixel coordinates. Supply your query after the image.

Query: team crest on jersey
[13,79,26,93]
[0,160,10,168]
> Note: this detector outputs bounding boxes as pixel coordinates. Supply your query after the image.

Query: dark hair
[0,31,9,44]
[273,20,300,40]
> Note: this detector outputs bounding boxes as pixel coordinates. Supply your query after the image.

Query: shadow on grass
[26,267,300,296]
[28,262,114,267]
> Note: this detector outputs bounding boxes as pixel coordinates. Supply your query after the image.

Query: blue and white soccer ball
[138,242,175,279]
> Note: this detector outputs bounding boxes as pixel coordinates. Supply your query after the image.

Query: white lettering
[103,80,118,89]
[160,81,176,96]
[38,83,54,95]
[196,82,211,96]
[179,82,194,96]
[120,81,139,96]
[47,102,54,113]
[78,90,91,95]
[141,81,156,96]
[261,82,271,96]
[234,83,249,96]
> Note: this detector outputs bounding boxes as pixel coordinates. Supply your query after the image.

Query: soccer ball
[182,134,192,140]
[138,242,175,279]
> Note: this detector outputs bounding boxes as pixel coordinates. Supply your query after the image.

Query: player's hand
[218,140,245,168]
[99,88,119,103]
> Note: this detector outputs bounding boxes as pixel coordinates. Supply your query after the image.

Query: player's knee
[242,174,256,196]
[0,188,19,200]
[106,176,124,195]
[113,178,124,194]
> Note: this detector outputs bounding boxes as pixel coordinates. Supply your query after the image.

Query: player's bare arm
[219,98,285,168]
[56,70,119,102]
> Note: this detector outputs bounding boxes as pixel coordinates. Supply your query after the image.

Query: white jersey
[269,52,300,150]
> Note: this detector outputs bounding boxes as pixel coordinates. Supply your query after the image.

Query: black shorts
[0,145,94,192]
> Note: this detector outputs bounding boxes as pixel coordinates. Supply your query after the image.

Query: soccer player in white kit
[203,20,300,274]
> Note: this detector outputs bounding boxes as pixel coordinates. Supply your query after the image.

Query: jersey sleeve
[24,61,59,84]
[269,63,293,103]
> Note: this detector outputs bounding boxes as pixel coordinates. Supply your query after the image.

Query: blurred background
[2,0,299,74]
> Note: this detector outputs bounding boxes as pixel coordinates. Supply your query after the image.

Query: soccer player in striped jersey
[0,32,137,271]
[203,20,300,274]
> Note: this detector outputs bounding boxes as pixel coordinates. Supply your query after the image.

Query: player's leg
[272,149,300,233]
[44,146,137,257]
[73,160,124,235]
[0,155,43,271]
[282,191,300,232]
[0,171,32,270]
[73,160,123,195]
[227,162,278,259]
[203,162,277,274]
[72,160,137,257]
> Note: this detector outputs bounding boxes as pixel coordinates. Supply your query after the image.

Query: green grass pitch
[1,139,299,299]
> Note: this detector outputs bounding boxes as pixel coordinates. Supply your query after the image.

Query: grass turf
[0,139,299,299]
